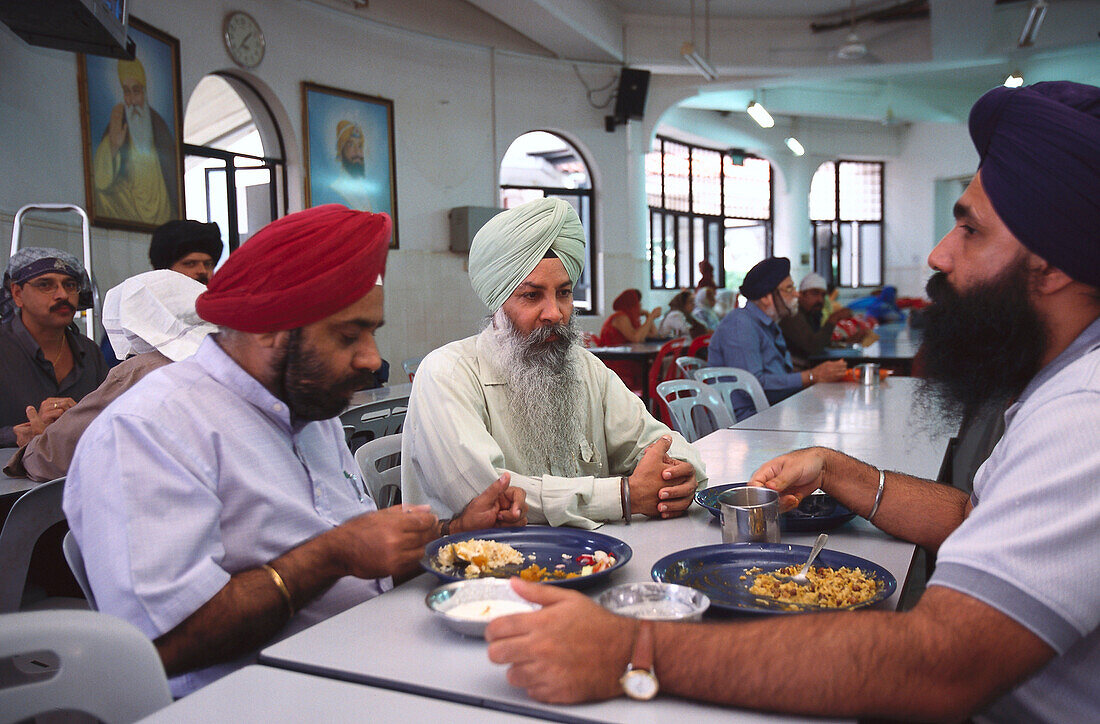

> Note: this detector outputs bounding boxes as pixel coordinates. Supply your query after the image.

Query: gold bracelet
[261,564,294,617]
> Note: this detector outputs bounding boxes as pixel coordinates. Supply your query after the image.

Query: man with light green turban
[402,198,706,528]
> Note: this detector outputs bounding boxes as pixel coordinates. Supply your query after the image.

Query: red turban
[196,205,391,333]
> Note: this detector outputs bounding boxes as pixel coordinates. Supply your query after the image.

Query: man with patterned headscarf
[64,205,524,696]
[484,82,1100,722]
[0,247,105,446]
[402,197,706,529]
[92,58,178,225]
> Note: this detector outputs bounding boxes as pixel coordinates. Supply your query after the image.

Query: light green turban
[468,198,586,312]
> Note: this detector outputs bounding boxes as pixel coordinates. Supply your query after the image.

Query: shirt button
[273,403,283,412]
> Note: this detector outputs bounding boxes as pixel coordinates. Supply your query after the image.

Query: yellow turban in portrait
[468,197,586,312]
[336,120,362,154]
[117,59,147,86]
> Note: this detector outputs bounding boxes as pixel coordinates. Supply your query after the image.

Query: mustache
[925,271,951,302]
[50,302,75,314]
[527,322,571,345]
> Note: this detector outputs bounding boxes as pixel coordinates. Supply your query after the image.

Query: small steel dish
[597,582,710,621]
[425,578,539,638]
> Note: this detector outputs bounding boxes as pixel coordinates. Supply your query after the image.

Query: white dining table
[1,447,36,499]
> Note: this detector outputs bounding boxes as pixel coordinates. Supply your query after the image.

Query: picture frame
[77,17,184,231]
[302,81,399,248]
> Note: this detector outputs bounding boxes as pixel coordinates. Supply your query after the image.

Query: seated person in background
[4,270,216,481]
[64,205,525,697]
[779,272,856,370]
[402,198,706,529]
[713,288,737,318]
[657,290,707,339]
[598,288,661,391]
[0,247,107,447]
[695,259,717,290]
[709,257,846,420]
[691,286,720,330]
[483,81,1100,722]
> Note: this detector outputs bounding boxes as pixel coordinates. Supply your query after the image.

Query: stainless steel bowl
[425,578,539,638]
[598,582,710,621]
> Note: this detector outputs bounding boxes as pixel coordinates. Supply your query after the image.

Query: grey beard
[487,309,585,475]
[125,102,155,153]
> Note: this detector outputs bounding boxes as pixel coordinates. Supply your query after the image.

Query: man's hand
[749,447,830,512]
[107,103,128,153]
[486,578,633,704]
[826,308,853,325]
[15,399,73,444]
[809,360,847,384]
[330,505,437,580]
[629,435,697,519]
[453,473,527,533]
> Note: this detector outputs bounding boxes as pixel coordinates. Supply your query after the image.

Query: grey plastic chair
[655,379,735,443]
[401,356,423,382]
[0,609,172,722]
[0,478,85,613]
[693,366,770,421]
[675,355,705,380]
[62,530,97,611]
[339,397,409,451]
[354,434,402,508]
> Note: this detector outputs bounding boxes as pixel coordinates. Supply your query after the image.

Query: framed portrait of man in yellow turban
[78,17,184,232]
[302,81,399,248]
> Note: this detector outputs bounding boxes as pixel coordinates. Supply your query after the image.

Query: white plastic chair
[693,366,770,421]
[401,356,423,382]
[354,433,402,508]
[339,397,409,451]
[0,478,85,613]
[62,531,97,611]
[0,609,172,722]
[675,355,705,380]
[655,379,735,443]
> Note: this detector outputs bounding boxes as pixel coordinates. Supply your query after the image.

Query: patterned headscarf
[1,247,92,323]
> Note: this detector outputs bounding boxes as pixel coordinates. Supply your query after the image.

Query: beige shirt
[5,351,171,482]
[400,329,707,529]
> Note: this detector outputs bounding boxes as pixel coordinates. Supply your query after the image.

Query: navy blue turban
[740,257,791,300]
[969,81,1100,287]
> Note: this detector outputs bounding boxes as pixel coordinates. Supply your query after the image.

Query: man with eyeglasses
[0,248,107,447]
[707,256,847,421]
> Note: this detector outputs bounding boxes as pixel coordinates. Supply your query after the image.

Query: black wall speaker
[614,68,651,121]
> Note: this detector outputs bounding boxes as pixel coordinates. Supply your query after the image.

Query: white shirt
[400,329,707,529]
[64,337,390,697]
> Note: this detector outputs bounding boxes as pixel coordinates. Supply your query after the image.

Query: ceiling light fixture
[1003,71,1025,88]
[681,42,718,81]
[747,101,774,128]
[785,137,806,156]
[1018,0,1048,47]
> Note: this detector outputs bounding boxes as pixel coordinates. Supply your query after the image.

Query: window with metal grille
[809,160,884,288]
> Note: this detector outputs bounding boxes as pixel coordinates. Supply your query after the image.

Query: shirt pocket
[577,439,602,477]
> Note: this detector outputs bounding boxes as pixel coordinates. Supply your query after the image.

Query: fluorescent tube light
[680,42,717,81]
[785,137,805,156]
[1018,0,1048,47]
[747,101,774,128]
[1003,72,1024,88]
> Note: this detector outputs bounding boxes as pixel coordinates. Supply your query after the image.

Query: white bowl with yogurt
[426,578,540,637]
[598,582,710,621]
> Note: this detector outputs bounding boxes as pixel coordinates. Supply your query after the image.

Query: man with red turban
[63,205,525,696]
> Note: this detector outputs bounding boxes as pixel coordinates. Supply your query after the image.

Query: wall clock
[223,11,265,69]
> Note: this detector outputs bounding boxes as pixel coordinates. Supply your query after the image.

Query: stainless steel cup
[858,363,881,386]
[718,485,780,544]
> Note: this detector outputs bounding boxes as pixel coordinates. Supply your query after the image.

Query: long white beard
[125,102,155,154]
[487,309,585,475]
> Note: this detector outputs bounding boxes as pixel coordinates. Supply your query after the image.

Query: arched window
[809,160,883,288]
[645,136,773,293]
[499,131,596,313]
[183,73,286,262]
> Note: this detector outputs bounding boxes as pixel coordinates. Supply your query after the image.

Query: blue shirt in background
[708,303,802,420]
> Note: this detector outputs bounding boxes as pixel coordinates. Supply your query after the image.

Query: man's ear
[255,329,290,349]
[1029,256,1074,296]
[10,282,24,309]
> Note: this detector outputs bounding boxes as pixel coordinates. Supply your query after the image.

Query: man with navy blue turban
[708,256,847,420]
[402,197,706,528]
[484,82,1100,722]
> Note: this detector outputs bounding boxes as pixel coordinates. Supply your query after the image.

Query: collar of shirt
[192,335,297,434]
[745,301,780,334]
[11,311,87,369]
[1012,315,1100,413]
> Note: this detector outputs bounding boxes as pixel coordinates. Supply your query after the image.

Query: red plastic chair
[647,337,690,423]
[686,332,712,361]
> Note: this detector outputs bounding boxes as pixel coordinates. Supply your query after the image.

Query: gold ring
[53,403,59,409]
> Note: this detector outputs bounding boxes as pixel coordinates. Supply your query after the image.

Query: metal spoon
[780,533,829,587]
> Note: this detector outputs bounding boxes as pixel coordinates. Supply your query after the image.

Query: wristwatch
[620,620,659,700]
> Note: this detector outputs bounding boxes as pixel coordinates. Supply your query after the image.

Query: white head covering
[103,270,217,361]
[799,273,828,292]
[714,288,736,316]
[468,198,586,312]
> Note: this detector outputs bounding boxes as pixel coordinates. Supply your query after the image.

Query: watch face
[224,12,265,68]
[621,669,659,700]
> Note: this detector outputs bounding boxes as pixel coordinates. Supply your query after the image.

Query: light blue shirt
[64,336,390,697]
[692,305,720,331]
[708,303,802,420]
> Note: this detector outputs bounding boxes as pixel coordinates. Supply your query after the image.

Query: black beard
[341,157,365,177]
[917,260,1047,420]
[280,329,377,421]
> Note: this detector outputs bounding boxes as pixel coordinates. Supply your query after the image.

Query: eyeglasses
[24,278,80,294]
[777,285,797,295]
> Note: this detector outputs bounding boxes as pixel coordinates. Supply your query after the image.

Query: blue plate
[422,527,632,590]
[651,543,896,614]
[695,484,857,533]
